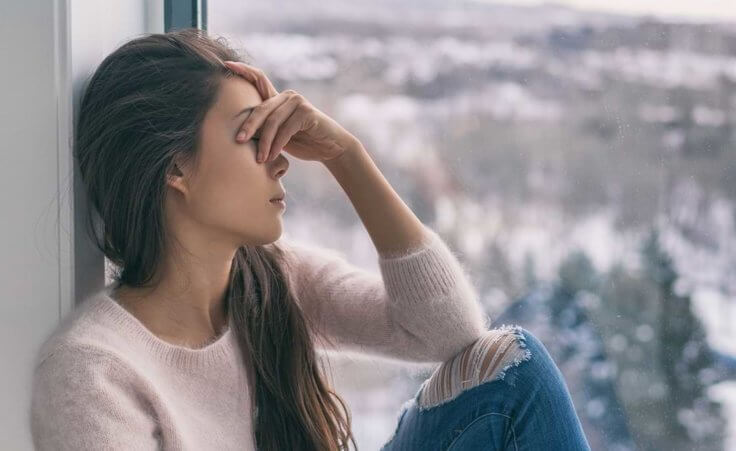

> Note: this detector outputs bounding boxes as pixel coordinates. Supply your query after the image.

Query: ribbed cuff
[377,227,466,305]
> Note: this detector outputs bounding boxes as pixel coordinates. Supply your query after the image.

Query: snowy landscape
[208,1,736,449]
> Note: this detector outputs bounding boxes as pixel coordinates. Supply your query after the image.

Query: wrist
[323,138,365,171]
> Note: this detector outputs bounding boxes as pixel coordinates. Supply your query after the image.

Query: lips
[270,192,285,201]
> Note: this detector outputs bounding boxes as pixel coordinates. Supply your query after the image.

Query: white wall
[0,1,161,448]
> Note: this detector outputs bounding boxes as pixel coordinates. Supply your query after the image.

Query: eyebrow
[232,106,256,120]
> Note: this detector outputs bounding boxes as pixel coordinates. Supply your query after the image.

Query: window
[208,1,736,449]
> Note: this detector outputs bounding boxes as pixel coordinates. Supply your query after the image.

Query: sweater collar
[92,284,238,370]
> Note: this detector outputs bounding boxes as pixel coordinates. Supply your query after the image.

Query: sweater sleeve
[276,224,490,363]
[30,343,160,451]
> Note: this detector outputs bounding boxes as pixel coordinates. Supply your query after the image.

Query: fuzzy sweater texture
[30,225,490,450]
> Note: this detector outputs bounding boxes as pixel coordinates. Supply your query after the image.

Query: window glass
[209,2,736,449]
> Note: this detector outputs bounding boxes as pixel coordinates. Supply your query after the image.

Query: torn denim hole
[417,325,532,412]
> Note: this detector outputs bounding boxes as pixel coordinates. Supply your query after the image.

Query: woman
[30,29,590,450]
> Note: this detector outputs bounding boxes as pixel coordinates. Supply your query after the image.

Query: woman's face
[169,75,290,248]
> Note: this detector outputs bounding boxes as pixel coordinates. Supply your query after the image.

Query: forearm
[322,140,427,257]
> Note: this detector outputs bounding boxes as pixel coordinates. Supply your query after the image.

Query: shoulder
[33,288,136,372]
[30,339,142,426]
[33,341,136,388]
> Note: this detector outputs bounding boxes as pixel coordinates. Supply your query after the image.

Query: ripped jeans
[380,326,591,450]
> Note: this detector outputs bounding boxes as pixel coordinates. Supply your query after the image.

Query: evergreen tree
[641,229,725,449]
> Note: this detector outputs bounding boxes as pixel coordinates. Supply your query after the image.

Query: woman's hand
[223,60,361,164]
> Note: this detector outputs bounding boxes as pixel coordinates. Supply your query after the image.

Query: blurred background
[207,1,736,450]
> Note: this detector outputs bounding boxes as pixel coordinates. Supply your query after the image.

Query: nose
[271,153,289,178]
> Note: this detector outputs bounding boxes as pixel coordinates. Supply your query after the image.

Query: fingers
[238,92,292,143]
[256,93,302,163]
[223,60,279,100]
[222,62,310,164]
[268,112,303,163]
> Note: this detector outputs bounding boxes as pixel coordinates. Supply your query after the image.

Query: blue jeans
[380,327,591,450]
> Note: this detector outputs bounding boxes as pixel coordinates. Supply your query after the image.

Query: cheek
[189,180,257,229]
[188,161,256,224]
[185,136,265,222]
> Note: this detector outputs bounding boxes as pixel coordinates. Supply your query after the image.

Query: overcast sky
[483,0,736,23]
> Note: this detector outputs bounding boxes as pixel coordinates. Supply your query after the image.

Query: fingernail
[237,131,246,141]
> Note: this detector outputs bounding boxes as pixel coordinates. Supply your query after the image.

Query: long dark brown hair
[74,28,357,451]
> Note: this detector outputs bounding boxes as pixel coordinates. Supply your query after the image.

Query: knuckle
[291,91,306,103]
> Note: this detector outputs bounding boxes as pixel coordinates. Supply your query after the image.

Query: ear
[166,161,190,197]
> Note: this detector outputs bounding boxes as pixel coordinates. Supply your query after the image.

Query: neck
[113,282,230,347]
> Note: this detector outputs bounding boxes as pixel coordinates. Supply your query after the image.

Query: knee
[417,325,533,410]
[470,325,534,383]
[514,326,544,353]
[513,326,559,372]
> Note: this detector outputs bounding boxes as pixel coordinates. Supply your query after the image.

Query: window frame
[164,0,207,31]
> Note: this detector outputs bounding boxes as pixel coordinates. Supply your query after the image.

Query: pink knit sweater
[30,225,490,450]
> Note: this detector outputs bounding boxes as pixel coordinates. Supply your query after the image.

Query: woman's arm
[323,140,429,258]
[278,228,490,363]
[222,60,439,257]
